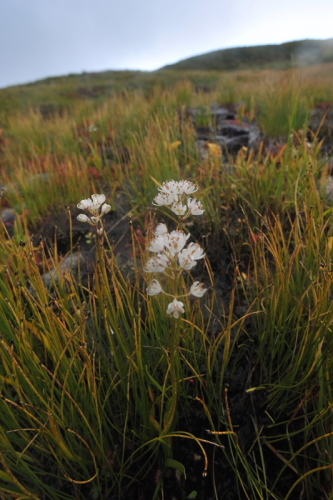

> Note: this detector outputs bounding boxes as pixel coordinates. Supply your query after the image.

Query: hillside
[160,38,333,71]
[0,69,225,119]
[1,37,333,120]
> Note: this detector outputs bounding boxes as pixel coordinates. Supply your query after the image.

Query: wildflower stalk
[76,193,110,264]
[145,180,207,445]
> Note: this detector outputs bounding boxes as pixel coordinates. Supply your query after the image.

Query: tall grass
[1,71,333,498]
[255,72,310,137]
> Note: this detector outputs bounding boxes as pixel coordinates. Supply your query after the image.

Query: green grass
[161,38,333,71]
[0,67,333,498]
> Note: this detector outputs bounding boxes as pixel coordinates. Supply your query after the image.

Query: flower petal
[147,279,163,296]
[167,230,190,254]
[91,194,106,204]
[185,242,206,260]
[190,281,207,297]
[178,180,198,195]
[154,223,168,236]
[144,255,170,273]
[152,192,175,206]
[170,201,187,216]
[187,198,204,216]
[166,298,185,318]
[147,235,167,253]
[77,198,92,210]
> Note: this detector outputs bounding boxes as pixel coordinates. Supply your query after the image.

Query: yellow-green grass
[0,69,333,498]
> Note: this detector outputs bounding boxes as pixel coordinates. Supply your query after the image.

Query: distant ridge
[159,38,333,71]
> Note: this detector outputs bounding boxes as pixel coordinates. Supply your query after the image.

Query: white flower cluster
[145,223,207,318]
[77,194,111,235]
[145,223,205,273]
[153,180,204,218]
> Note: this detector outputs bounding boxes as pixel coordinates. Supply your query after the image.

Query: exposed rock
[215,130,252,152]
[195,126,211,141]
[211,102,236,124]
[189,104,261,156]
[1,208,17,236]
[39,252,94,290]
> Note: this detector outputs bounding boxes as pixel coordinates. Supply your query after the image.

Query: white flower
[158,180,178,194]
[91,194,106,205]
[147,235,167,253]
[144,254,170,273]
[89,202,102,215]
[170,201,187,216]
[178,243,205,270]
[190,281,207,297]
[166,230,190,254]
[157,253,170,263]
[153,192,175,206]
[166,298,185,318]
[178,252,197,270]
[177,180,198,195]
[101,203,111,215]
[77,194,111,223]
[184,242,206,261]
[147,279,163,296]
[77,198,93,210]
[77,214,92,224]
[97,228,104,236]
[159,180,198,196]
[187,198,204,216]
[154,223,168,236]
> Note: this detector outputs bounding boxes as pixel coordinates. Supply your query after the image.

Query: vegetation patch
[0,68,333,499]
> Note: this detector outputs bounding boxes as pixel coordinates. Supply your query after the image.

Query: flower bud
[101,203,111,215]
[77,214,90,223]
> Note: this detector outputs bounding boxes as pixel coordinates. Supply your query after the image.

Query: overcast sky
[1,0,333,89]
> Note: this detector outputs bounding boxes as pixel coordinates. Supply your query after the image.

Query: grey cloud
[1,0,333,88]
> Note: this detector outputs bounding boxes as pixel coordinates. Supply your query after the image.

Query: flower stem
[163,319,180,437]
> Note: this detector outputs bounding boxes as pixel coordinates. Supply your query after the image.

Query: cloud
[1,0,333,87]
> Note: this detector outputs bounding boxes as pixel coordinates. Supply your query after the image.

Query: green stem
[163,317,180,436]
[163,270,183,437]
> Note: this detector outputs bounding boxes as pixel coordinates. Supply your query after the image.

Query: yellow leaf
[163,140,181,150]
[207,142,222,158]
[150,175,161,188]
[170,140,181,150]
[26,321,52,352]
[148,387,155,403]
[49,416,83,462]
[149,414,161,432]
[328,236,333,252]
